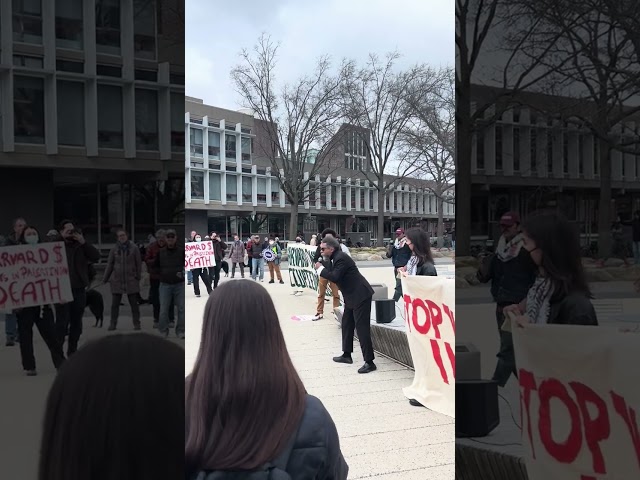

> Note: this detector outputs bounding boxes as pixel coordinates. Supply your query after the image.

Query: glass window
[97,84,123,148]
[190,128,203,157]
[242,176,252,203]
[171,93,184,153]
[351,188,356,208]
[56,0,83,49]
[13,55,43,68]
[13,0,42,44]
[331,185,337,208]
[156,176,185,225]
[135,88,158,150]
[57,80,85,146]
[208,131,220,159]
[190,171,204,200]
[257,177,267,204]
[209,173,221,201]
[97,64,121,77]
[226,174,237,202]
[133,0,156,59]
[54,183,99,245]
[225,133,236,161]
[476,134,485,170]
[57,59,84,72]
[495,126,503,170]
[96,0,120,55]
[320,183,327,205]
[271,179,280,203]
[241,137,251,163]
[341,187,347,208]
[14,75,44,144]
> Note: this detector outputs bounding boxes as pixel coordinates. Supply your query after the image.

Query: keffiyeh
[525,277,553,324]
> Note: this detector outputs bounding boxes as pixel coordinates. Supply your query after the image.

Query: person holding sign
[393,228,437,299]
[102,229,143,331]
[503,212,598,328]
[314,235,376,374]
[190,234,212,297]
[14,226,65,376]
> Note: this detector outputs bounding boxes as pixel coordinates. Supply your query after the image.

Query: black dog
[86,289,104,327]
[221,260,229,277]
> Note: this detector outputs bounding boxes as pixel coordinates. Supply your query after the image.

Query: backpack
[191,430,297,480]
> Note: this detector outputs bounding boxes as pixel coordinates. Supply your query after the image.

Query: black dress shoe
[332,355,353,364]
[409,399,424,407]
[358,362,377,374]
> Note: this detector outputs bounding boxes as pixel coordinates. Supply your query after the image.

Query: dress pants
[17,306,65,371]
[341,297,374,362]
[149,279,174,323]
[192,268,212,295]
[55,288,86,356]
[316,276,340,315]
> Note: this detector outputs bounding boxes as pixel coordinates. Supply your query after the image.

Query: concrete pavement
[0,286,183,480]
[185,262,455,479]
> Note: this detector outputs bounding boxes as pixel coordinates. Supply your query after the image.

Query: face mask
[25,235,39,245]
[269,240,274,245]
[195,236,201,242]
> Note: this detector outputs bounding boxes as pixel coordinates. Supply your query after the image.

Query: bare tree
[403,68,455,248]
[231,34,347,239]
[342,53,437,246]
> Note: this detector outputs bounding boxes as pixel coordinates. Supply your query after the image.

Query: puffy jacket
[154,244,184,284]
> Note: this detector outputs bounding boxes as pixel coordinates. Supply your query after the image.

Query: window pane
[56,0,83,49]
[225,134,236,161]
[135,88,158,150]
[241,137,251,163]
[98,84,123,148]
[133,0,156,59]
[226,174,237,202]
[156,176,185,224]
[271,179,280,203]
[242,176,252,202]
[190,128,203,157]
[13,0,42,44]
[14,75,44,144]
[190,171,204,200]
[96,0,120,54]
[208,131,220,159]
[209,173,221,201]
[171,92,184,153]
[57,80,85,146]
[257,177,267,204]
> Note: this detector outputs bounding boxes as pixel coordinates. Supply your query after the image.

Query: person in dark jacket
[386,228,412,278]
[13,226,65,376]
[476,211,537,387]
[315,235,376,374]
[190,233,212,297]
[186,280,348,480]
[631,210,640,265]
[39,334,183,480]
[154,229,185,339]
[55,220,101,356]
[3,217,27,346]
[311,228,341,321]
[145,229,174,329]
[393,228,437,302]
[208,232,227,289]
[504,212,597,328]
[249,235,265,282]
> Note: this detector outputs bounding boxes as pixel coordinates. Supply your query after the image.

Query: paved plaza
[185,260,456,479]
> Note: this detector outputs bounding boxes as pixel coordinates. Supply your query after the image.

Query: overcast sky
[186,0,454,111]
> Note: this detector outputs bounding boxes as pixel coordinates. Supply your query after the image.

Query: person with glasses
[476,211,537,387]
[153,229,185,339]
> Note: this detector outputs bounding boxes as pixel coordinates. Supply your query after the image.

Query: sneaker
[279,280,284,284]
[269,280,275,284]
[312,314,323,321]
[195,294,201,298]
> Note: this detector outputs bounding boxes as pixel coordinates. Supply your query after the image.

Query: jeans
[186,270,193,284]
[159,283,185,336]
[633,241,640,265]
[54,288,87,356]
[149,279,174,323]
[4,312,18,341]
[251,258,264,280]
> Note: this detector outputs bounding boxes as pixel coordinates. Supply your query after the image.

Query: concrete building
[0,0,185,251]
[469,85,640,245]
[185,97,454,243]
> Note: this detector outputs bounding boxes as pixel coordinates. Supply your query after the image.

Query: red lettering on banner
[403,294,411,332]
[571,382,610,474]
[410,298,430,335]
[445,342,455,378]
[38,247,49,264]
[520,368,538,459]
[430,339,449,384]
[426,300,443,339]
[53,245,63,263]
[611,391,640,468]
[443,303,455,334]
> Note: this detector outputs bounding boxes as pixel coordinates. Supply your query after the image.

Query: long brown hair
[185,280,306,475]
[405,227,434,266]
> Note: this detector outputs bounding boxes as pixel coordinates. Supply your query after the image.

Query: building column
[373,182,379,213]
[315,175,321,209]
[484,105,496,175]
[304,171,310,210]
[279,169,286,208]
[583,134,595,179]
[552,122,563,179]
[568,129,579,179]
[355,179,361,212]
[266,168,272,208]
[336,176,342,211]
[520,108,531,177]
[346,178,352,212]
[326,176,332,210]
[252,165,258,206]
[364,181,370,211]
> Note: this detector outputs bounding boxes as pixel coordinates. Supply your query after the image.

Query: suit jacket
[318,250,374,308]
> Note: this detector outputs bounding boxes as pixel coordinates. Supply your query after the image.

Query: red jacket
[145,241,164,280]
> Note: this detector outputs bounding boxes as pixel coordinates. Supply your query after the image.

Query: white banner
[512,325,640,480]
[185,241,216,270]
[400,275,455,418]
[0,242,73,311]
[286,244,334,300]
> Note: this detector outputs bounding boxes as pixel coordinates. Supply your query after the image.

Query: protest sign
[512,325,640,480]
[286,243,335,300]
[0,242,73,311]
[185,241,216,270]
[401,275,455,418]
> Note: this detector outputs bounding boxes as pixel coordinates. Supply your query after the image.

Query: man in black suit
[314,235,376,374]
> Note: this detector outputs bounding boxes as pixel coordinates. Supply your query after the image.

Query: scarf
[525,276,553,324]
[406,255,419,276]
[394,237,407,249]
[496,233,525,262]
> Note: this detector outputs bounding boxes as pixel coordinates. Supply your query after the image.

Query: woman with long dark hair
[39,334,183,480]
[185,280,348,479]
[14,226,65,376]
[505,212,597,326]
[393,227,437,302]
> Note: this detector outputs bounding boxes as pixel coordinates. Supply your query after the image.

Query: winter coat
[211,239,227,263]
[144,241,164,281]
[229,240,245,263]
[250,241,263,259]
[64,240,101,289]
[103,241,141,295]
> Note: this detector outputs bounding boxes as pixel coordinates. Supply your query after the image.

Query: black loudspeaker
[455,380,500,437]
[375,299,396,324]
